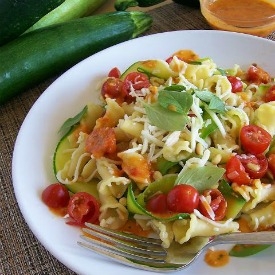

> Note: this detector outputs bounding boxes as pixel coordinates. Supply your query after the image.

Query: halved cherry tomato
[122,72,150,93]
[264,85,275,102]
[198,189,227,221]
[226,155,251,185]
[67,192,100,225]
[240,125,272,155]
[146,193,168,214]
[238,154,268,179]
[85,127,116,158]
[101,77,126,103]
[268,154,275,178]
[227,76,243,93]
[246,64,271,84]
[108,67,121,78]
[166,184,199,213]
[42,183,70,208]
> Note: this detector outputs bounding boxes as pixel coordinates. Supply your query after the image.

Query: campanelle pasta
[53,50,275,262]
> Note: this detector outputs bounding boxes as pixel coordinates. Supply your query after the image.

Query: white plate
[13,30,275,275]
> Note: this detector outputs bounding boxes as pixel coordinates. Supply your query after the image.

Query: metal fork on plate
[78,223,275,272]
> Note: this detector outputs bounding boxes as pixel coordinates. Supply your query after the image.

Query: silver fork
[78,223,275,272]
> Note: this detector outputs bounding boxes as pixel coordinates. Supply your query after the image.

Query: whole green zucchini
[25,0,108,33]
[0,0,65,46]
[0,11,152,105]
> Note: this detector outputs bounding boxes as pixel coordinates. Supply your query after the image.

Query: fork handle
[212,231,275,245]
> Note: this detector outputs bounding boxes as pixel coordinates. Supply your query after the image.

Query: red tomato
[122,72,150,93]
[246,64,271,84]
[238,154,268,179]
[67,192,100,225]
[146,193,168,214]
[226,155,251,185]
[166,184,199,213]
[108,67,121,78]
[41,183,70,208]
[268,154,275,178]
[101,77,126,103]
[264,85,275,102]
[198,189,227,221]
[227,76,243,93]
[240,125,272,155]
[166,56,173,64]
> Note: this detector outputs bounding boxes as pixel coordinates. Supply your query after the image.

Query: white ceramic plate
[13,30,275,275]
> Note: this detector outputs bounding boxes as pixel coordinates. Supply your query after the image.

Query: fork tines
[79,223,167,263]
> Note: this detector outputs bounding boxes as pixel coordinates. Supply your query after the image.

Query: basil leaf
[200,116,218,139]
[144,103,189,131]
[195,91,226,114]
[158,90,193,114]
[175,165,225,192]
[59,105,87,135]
[163,85,186,92]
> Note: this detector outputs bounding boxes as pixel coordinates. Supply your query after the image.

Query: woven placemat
[0,2,274,275]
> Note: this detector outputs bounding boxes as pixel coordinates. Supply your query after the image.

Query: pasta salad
[41,49,275,263]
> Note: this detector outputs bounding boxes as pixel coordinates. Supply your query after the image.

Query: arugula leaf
[158,90,193,114]
[58,105,87,135]
[195,90,226,114]
[144,103,189,131]
[175,165,225,192]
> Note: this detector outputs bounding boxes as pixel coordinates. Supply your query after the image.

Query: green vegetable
[0,0,65,46]
[218,180,246,219]
[144,103,189,131]
[0,11,152,105]
[120,59,176,80]
[229,244,271,257]
[66,180,99,199]
[26,0,107,33]
[54,103,104,175]
[115,0,165,11]
[175,166,225,192]
[127,179,190,221]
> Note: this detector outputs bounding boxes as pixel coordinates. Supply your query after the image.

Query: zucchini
[0,11,152,105]
[0,0,65,46]
[26,0,108,33]
[115,0,165,10]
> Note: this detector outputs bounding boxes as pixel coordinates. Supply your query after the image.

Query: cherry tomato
[166,56,173,64]
[227,76,243,93]
[67,192,100,225]
[268,154,275,178]
[108,67,121,78]
[146,193,168,214]
[166,184,199,213]
[226,155,251,185]
[85,127,116,158]
[101,77,126,103]
[41,183,70,208]
[122,72,150,93]
[264,85,275,102]
[240,125,272,155]
[246,64,271,84]
[198,189,227,221]
[238,154,268,179]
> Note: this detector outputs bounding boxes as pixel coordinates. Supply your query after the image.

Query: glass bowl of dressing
[199,0,275,37]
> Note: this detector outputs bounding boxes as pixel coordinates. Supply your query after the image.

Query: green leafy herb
[158,90,193,114]
[145,103,189,131]
[229,244,271,257]
[200,115,218,139]
[58,105,87,135]
[195,90,226,114]
[163,85,186,92]
[175,165,225,192]
[216,68,227,76]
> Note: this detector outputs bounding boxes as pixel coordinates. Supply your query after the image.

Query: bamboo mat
[0,2,274,275]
